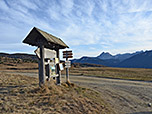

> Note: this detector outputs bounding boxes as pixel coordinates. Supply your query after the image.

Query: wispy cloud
[0,0,152,58]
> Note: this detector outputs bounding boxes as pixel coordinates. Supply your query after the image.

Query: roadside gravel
[70,75,152,114]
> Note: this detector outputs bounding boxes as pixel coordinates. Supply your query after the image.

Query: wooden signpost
[39,45,45,87]
[63,50,73,83]
[65,61,71,68]
[63,50,73,58]
[35,48,57,82]
[23,27,69,87]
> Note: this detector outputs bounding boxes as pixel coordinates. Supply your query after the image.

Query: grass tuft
[0,72,115,114]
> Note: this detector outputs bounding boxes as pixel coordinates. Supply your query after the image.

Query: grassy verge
[0,72,114,114]
[66,67,152,81]
[1,62,152,81]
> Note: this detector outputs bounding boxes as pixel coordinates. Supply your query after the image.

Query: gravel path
[69,76,152,114]
[4,71,152,114]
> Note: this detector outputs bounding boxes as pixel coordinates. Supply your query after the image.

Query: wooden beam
[63,53,72,55]
[45,63,50,81]
[63,50,72,53]
[56,49,61,85]
[39,45,45,87]
[63,55,73,58]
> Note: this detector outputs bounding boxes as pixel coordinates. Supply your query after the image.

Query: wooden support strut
[45,63,50,81]
[56,49,61,85]
[39,45,45,87]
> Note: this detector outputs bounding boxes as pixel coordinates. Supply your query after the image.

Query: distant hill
[1,50,152,68]
[72,63,104,68]
[97,52,113,60]
[114,51,143,61]
[97,51,143,62]
[118,50,152,68]
[0,53,37,60]
[72,50,152,68]
[72,56,105,65]
[0,53,38,63]
[71,56,120,67]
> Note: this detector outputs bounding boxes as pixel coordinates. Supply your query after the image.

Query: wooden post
[66,58,70,83]
[39,45,45,87]
[56,49,61,85]
[45,63,50,81]
[63,51,72,84]
[48,63,50,80]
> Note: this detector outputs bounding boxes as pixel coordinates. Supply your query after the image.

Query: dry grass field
[0,72,114,114]
[0,62,38,73]
[1,61,152,81]
[67,67,152,81]
[0,61,115,114]
[0,60,152,113]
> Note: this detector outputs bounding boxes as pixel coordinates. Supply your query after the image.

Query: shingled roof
[23,27,69,50]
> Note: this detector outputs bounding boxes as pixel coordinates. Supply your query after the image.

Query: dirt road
[69,75,152,114]
[5,72,152,114]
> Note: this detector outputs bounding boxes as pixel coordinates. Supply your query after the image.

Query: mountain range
[72,50,152,68]
[1,50,152,68]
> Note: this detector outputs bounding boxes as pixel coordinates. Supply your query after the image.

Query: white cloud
[0,0,152,58]
[60,0,74,16]
[19,0,38,10]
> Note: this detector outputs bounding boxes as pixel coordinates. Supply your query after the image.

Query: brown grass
[0,62,38,73]
[0,72,114,114]
[64,67,152,81]
[1,62,152,81]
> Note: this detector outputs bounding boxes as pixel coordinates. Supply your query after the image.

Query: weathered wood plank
[45,63,50,81]
[39,45,45,87]
[63,50,72,53]
[35,48,56,59]
[56,49,61,85]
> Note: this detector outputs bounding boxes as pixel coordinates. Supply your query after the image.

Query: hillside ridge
[72,50,152,68]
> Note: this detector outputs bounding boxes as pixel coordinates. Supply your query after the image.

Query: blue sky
[0,0,152,59]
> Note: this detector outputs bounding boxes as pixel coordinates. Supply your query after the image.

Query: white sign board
[34,48,56,59]
[65,65,71,68]
[65,61,71,68]
[65,61,71,65]
[59,63,64,71]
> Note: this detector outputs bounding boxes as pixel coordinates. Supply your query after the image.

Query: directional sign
[63,50,72,53]
[63,50,73,58]
[65,61,71,68]
[35,48,56,59]
[63,55,73,58]
[63,53,73,56]
[65,65,71,68]
[65,61,71,65]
